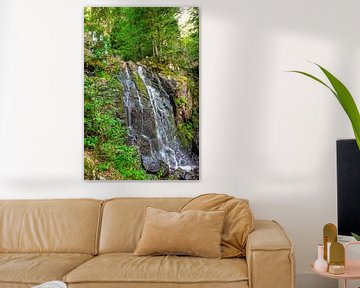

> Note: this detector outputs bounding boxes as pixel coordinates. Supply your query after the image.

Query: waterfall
[118,64,144,143]
[118,62,196,177]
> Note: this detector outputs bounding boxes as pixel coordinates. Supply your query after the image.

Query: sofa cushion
[0,253,93,285]
[63,253,248,284]
[0,199,102,254]
[181,194,254,258]
[99,198,190,253]
[134,207,225,258]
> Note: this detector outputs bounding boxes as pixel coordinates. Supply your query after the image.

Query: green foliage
[175,96,188,106]
[97,162,110,172]
[84,136,98,149]
[181,7,199,67]
[352,232,360,241]
[177,122,195,147]
[85,7,199,74]
[110,7,182,63]
[113,146,150,180]
[175,76,199,149]
[84,70,153,180]
[290,63,360,150]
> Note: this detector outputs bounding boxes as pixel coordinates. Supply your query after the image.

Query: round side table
[311,242,360,288]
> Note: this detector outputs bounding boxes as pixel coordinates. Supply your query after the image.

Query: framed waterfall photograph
[84,7,199,180]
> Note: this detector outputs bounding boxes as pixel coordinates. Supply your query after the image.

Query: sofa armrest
[246,220,295,288]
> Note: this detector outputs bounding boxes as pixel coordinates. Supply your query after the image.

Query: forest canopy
[84,7,199,69]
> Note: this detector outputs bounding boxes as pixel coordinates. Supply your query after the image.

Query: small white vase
[314,244,328,272]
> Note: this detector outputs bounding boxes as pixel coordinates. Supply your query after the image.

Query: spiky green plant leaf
[289,63,360,150]
[351,232,360,241]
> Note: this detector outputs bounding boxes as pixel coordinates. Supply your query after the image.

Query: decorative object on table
[323,223,337,262]
[289,62,360,150]
[83,7,200,180]
[329,242,345,275]
[328,264,345,275]
[312,239,360,288]
[314,244,328,272]
[32,281,67,288]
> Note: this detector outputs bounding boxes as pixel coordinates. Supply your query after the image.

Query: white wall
[1,0,359,287]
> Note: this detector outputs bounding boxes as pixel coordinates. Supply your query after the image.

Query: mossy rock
[84,151,97,180]
[131,70,149,100]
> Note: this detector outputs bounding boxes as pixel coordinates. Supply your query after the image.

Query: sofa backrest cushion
[0,199,102,254]
[181,194,254,258]
[99,198,189,253]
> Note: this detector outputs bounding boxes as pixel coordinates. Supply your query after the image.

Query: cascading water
[118,64,143,143]
[118,62,197,178]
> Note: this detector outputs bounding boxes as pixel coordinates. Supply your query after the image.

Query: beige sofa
[0,198,295,288]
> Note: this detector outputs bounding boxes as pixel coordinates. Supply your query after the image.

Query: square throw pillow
[134,207,225,258]
[181,193,255,258]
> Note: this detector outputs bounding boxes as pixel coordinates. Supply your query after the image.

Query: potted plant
[290,63,360,240]
[290,63,360,149]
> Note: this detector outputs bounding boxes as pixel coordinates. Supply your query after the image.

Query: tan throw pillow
[134,207,225,258]
[181,193,254,258]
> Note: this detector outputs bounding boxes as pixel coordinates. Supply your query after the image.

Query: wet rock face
[159,76,193,125]
[173,167,199,180]
[141,155,161,173]
[117,61,198,178]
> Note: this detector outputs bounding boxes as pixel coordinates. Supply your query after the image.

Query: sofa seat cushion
[64,253,248,285]
[0,253,93,285]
